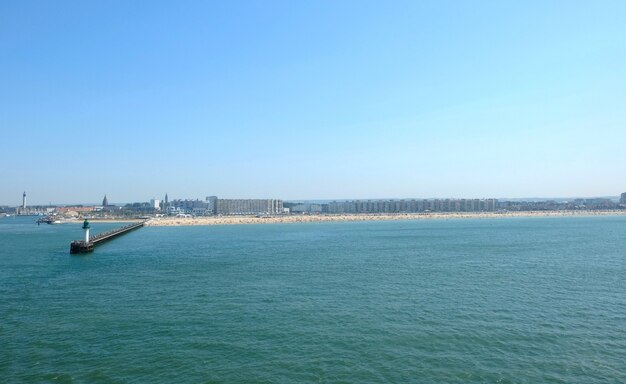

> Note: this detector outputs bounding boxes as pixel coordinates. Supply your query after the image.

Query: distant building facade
[168,199,211,215]
[215,199,283,215]
[621,192,626,205]
[158,196,282,216]
[320,198,499,214]
[498,198,618,211]
[290,203,323,213]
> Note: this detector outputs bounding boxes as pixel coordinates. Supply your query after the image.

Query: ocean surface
[1,215,625,383]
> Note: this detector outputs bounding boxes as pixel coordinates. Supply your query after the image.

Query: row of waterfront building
[300,198,499,214]
[165,197,284,216]
[4,193,625,217]
[163,196,620,215]
[290,197,623,214]
[166,197,499,215]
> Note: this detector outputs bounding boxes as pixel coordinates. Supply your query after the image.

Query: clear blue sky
[1,1,625,205]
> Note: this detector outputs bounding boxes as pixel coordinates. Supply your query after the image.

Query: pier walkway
[70,220,146,254]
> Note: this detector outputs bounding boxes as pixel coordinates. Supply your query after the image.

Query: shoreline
[144,210,626,227]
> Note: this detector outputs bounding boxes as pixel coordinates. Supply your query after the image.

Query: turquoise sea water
[1,215,625,383]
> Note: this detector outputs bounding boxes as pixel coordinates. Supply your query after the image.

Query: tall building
[620,192,626,205]
[150,198,161,210]
[206,196,217,214]
[486,198,498,211]
[22,191,26,209]
[102,195,109,207]
[215,198,283,215]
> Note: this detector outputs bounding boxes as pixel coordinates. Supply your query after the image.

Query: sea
[1,215,625,383]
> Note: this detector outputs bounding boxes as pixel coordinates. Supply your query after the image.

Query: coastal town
[2,192,626,226]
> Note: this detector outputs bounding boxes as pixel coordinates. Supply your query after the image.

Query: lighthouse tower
[82,219,91,243]
[22,191,26,210]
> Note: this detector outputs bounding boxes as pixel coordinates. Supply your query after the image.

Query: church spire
[102,194,108,207]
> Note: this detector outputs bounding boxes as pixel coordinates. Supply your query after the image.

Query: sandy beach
[144,210,626,227]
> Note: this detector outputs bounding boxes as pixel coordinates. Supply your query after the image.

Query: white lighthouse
[82,219,90,243]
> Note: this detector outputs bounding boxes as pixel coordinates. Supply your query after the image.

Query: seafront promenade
[144,210,626,227]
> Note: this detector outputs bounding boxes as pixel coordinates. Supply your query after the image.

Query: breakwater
[70,221,145,254]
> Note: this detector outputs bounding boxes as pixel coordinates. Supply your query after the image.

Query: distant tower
[164,193,169,211]
[102,195,108,207]
[22,191,26,210]
[82,219,90,243]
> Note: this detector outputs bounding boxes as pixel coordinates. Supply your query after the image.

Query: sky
[1,1,625,205]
